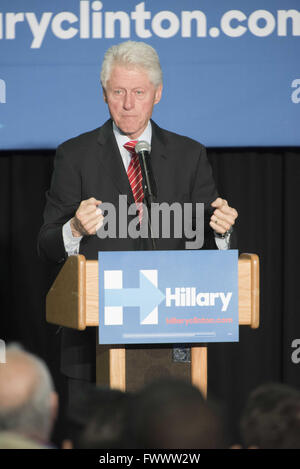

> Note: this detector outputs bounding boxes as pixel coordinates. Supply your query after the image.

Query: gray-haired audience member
[240,382,300,449]
[0,343,58,447]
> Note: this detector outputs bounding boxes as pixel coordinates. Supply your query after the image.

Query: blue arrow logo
[104,271,165,324]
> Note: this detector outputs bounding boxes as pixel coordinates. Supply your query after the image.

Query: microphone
[135,140,157,203]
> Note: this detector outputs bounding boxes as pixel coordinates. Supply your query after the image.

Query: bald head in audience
[0,344,58,445]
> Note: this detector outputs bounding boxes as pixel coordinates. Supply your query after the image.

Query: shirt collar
[113,121,152,149]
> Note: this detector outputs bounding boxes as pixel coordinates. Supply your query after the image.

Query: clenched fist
[70,197,103,237]
[209,198,238,235]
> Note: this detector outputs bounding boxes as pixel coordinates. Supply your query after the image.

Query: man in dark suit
[38,41,238,382]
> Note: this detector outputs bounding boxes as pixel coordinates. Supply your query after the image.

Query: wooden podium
[46,253,259,398]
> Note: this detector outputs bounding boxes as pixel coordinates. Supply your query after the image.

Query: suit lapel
[96,120,135,206]
[150,119,168,160]
[150,120,168,200]
[96,119,168,206]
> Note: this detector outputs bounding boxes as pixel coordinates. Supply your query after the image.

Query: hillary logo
[0,79,6,104]
[103,269,165,326]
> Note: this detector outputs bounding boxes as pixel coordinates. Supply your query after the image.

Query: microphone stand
[138,150,157,250]
[139,147,188,362]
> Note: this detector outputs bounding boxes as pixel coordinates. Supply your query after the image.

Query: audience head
[65,383,132,449]
[0,343,58,444]
[127,378,225,449]
[240,382,300,449]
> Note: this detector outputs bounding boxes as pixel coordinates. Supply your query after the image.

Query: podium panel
[47,253,259,397]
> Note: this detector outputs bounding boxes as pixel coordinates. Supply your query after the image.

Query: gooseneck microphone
[134,140,157,205]
[134,140,157,249]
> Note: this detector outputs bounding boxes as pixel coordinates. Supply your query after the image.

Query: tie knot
[124,140,138,155]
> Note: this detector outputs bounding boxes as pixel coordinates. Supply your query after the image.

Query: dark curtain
[0,148,299,444]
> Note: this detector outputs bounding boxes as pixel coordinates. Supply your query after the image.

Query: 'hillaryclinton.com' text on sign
[0,0,299,149]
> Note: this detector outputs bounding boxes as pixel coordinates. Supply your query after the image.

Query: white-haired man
[0,344,58,447]
[38,41,238,383]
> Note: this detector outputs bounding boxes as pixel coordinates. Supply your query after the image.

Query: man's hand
[209,198,238,235]
[70,197,103,237]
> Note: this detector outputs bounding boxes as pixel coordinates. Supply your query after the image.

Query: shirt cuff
[214,234,230,250]
[62,220,82,256]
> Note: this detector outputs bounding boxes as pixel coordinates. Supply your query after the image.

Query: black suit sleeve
[38,145,82,263]
[190,144,238,250]
[189,144,219,249]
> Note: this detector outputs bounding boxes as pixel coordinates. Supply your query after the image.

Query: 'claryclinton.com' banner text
[0,0,299,149]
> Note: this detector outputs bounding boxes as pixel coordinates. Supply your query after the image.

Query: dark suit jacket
[38,119,221,380]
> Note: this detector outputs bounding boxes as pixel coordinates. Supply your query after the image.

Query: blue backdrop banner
[0,0,299,149]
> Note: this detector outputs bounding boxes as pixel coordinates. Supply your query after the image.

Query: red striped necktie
[124,140,144,222]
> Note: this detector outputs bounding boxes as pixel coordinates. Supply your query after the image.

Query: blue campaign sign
[0,0,299,149]
[98,250,239,345]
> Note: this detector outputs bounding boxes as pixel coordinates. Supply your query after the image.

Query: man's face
[103,64,162,139]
